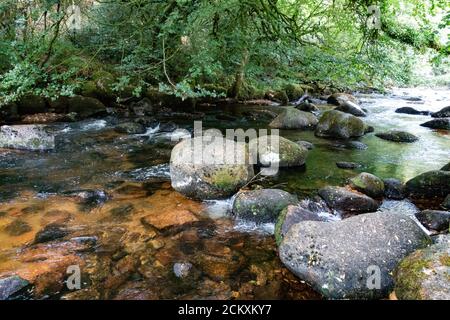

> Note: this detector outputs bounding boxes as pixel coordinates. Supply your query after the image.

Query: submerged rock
[0,125,55,151]
[61,189,108,210]
[4,219,32,236]
[346,141,368,150]
[232,189,298,223]
[318,186,379,213]
[375,130,419,143]
[405,170,450,198]
[349,172,385,198]
[269,107,318,129]
[336,162,361,169]
[431,106,450,118]
[394,240,450,300]
[279,212,431,299]
[170,137,254,200]
[395,107,430,115]
[0,276,29,300]
[114,122,146,134]
[327,93,358,106]
[295,140,314,150]
[315,110,367,139]
[250,135,309,168]
[420,118,450,130]
[415,210,450,232]
[335,101,366,117]
[383,178,406,200]
[34,223,69,244]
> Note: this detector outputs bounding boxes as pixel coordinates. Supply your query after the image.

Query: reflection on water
[0,87,448,299]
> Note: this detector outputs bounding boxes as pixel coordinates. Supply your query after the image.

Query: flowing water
[0,88,448,299]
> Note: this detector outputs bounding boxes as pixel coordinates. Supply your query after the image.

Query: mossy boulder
[405,170,450,198]
[349,172,385,198]
[269,107,318,130]
[375,130,419,143]
[394,239,450,300]
[232,189,298,223]
[315,110,367,139]
[296,101,319,112]
[327,93,358,106]
[170,137,254,200]
[335,101,366,117]
[284,84,304,101]
[249,135,309,169]
[92,70,116,101]
[66,95,107,119]
[275,204,328,245]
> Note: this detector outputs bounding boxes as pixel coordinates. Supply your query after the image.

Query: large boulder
[415,210,450,232]
[232,189,298,223]
[249,135,309,168]
[66,96,107,119]
[17,95,47,115]
[405,170,450,198]
[315,110,367,139]
[335,101,366,117]
[375,130,419,143]
[279,212,431,299]
[318,186,379,214]
[269,107,318,129]
[431,106,450,118]
[394,239,450,300]
[349,172,385,198]
[327,93,358,106]
[0,125,55,151]
[420,118,450,130]
[170,137,254,200]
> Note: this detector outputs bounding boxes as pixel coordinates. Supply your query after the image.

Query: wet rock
[250,135,309,169]
[405,170,450,198]
[431,106,450,118]
[349,172,385,198]
[383,178,406,200]
[141,209,199,231]
[65,95,106,119]
[335,101,366,117]
[394,240,449,300]
[61,189,108,210]
[134,116,157,127]
[0,125,55,151]
[130,97,153,116]
[375,130,419,143]
[327,93,358,106]
[295,141,314,150]
[420,118,450,130]
[275,204,328,245]
[232,189,298,223]
[196,249,246,281]
[443,195,450,209]
[0,276,29,300]
[34,223,68,244]
[346,141,368,150]
[158,122,178,132]
[415,210,450,232]
[296,101,319,113]
[336,162,360,169]
[170,137,254,200]
[269,107,318,130]
[279,211,431,299]
[173,262,193,278]
[442,162,450,171]
[4,219,32,236]
[114,122,146,134]
[110,203,135,218]
[315,110,367,139]
[395,107,430,115]
[318,186,379,213]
